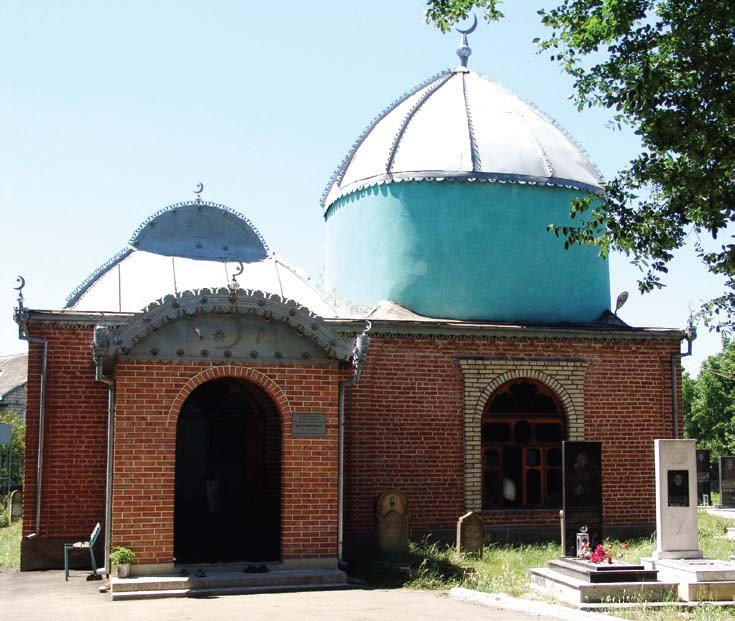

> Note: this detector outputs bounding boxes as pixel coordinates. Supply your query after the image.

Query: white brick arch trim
[459,358,588,512]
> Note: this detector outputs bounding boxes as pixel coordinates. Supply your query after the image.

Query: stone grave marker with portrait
[375,488,408,556]
[696,449,711,505]
[720,456,735,508]
[652,439,702,559]
[562,441,602,558]
[456,511,484,557]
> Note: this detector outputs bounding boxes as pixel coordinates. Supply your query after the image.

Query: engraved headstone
[720,456,735,508]
[456,511,484,557]
[8,489,21,522]
[653,439,702,559]
[562,441,602,557]
[696,449,711,505]
[375,489,408,556]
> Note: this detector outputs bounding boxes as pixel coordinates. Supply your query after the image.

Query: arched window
[482,380,566,510]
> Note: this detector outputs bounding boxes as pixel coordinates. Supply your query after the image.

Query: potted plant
[109,546,136,578]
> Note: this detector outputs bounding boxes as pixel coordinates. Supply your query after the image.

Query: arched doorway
[174,377,281,563]
[481,379,566,510]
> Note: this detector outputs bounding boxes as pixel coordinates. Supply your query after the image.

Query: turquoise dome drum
[323,67,610,323]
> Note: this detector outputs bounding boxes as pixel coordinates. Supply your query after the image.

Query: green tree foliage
[683,340,735,457]
[0,411,25,486]
[426,0,735,330]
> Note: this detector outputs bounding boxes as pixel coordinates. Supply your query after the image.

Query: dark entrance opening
[174,378,281,563]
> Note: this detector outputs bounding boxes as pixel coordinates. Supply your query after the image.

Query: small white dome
[322,68,601,210]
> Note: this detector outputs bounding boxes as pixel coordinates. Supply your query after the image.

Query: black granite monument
[720,456,735,508]
[696,449,711,504]
[562,441,602,558]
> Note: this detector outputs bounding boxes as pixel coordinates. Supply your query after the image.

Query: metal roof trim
[323,172,602,217]
[64,247,133,309]
[128,200,269,254]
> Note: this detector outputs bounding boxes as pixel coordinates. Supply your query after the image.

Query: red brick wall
[22,321,682,562]
[23,325,108,539]
[344,335,681,533]
[111,362,341,565]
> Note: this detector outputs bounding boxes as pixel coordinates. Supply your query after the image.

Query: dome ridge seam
[462,72,481,173]
[472,70,604,184]
[320,69,453,212]
[385,72,455,174]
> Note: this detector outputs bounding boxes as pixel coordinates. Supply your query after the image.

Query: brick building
[16,39,688,573]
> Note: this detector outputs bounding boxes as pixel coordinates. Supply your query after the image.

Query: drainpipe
[93,326,115,575]
[97,370,114,575]
[14,278,48,540]
[670,319,696,439]
[338,321,371,567]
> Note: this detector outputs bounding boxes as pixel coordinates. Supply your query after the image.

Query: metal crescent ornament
[14,276,25,291]
[455,13,478,35]
[195,182,204,194]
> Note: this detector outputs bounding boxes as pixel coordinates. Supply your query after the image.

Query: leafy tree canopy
[426,0,735,331]
[683,339,735,457]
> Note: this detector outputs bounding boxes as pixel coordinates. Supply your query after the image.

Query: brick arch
[471,369,578,428]
[166,365,292,426]
[459,360,588,511]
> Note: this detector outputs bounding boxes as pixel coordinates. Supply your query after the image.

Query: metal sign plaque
[292,413,326,438]
[0,424,11,446]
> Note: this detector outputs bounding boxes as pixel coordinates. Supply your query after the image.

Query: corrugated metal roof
[0,353,27,397]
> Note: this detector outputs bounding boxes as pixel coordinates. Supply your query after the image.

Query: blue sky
[0,0,723,374]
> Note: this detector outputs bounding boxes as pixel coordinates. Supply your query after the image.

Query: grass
[0,519,21,569]
[351,512,735,620]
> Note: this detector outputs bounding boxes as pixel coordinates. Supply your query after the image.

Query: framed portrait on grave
[667,469,690,507]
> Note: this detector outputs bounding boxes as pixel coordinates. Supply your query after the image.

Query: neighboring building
[16,34,689,573]
[0,353,27,420]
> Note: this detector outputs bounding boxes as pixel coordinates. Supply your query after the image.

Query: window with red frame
[482,380,566,509]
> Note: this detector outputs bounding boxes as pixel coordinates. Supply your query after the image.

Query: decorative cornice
[92,288,354,376]
[329,318,685,343]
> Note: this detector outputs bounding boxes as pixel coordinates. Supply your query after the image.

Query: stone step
[111,568,347,598]
[548,558,659,583]
[111,581,351,601]
[530,567,679,605]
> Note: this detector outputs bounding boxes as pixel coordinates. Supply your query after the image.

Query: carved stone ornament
[92,288,354,375]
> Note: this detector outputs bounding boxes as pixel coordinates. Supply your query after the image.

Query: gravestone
[456,511,484,557]
[375,488,408,556]
[562,441,603,557]
[720,456,735,508]
[696,449,711,505]
[652,439,702,559]
[8,489,21,522]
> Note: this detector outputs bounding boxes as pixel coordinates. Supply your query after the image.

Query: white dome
[65,200,343,318]
[322,68,602,210]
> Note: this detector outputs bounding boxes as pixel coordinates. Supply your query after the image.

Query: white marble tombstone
[653,439,703,560]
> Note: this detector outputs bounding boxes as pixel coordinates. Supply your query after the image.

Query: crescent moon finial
[194,182,204,202]
[230,261,245,290]
[14,275,25,310]
[455,13,478,35]
[455,13,477,69]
